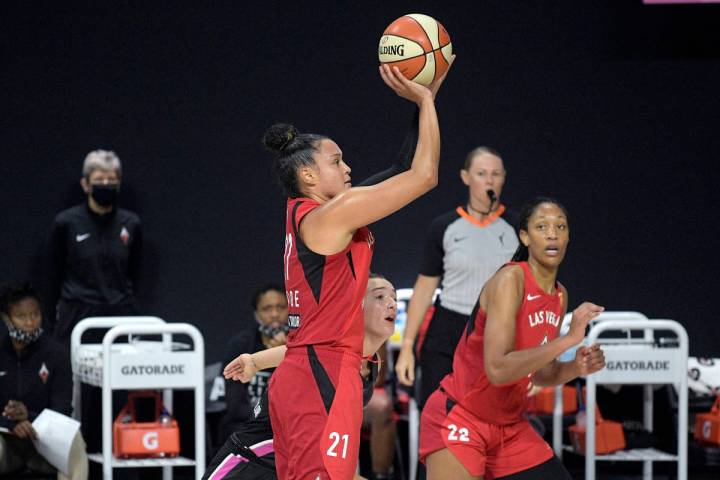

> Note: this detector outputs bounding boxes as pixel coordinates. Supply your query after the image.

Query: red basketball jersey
[283,198,374,355]
[440,261,564,425]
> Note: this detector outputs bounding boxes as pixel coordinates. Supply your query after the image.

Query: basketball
[378,14,452,87]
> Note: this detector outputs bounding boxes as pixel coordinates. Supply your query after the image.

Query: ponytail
[511,243,529,262]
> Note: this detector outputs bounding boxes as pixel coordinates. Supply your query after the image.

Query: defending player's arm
[357,65,449,188]
[301,59,454,256]
[357,107,418,187]
[483,268,603,386]
[531,288,606,386]
[223,345,288,383]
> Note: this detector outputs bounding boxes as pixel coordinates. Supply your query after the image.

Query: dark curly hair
[262,123,328,198]
[250,283,285,311]
[0,282,40,316]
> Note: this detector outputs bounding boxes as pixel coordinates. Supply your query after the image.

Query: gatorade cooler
[569,406,626,455]
[113,391,180,458]
[527,385,578,414]
[694,395,720,446]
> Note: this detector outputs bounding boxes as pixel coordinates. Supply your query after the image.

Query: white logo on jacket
[38,363,50,383]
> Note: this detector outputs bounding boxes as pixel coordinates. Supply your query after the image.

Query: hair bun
[262,123,298,153]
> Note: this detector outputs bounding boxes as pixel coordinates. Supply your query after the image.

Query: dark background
[2,0,720,361]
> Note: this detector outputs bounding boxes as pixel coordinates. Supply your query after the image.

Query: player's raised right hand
[380,64,433,106]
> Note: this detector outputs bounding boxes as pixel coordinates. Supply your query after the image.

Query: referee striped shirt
[420,205,519,315]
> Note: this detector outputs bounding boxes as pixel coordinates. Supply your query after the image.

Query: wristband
[248,355,258,371]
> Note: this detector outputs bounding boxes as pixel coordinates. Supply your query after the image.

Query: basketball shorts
[420,388,554,479]
[269,345,363,480]
[203,392,276,480]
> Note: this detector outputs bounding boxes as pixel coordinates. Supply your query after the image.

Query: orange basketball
[378,14,452,87]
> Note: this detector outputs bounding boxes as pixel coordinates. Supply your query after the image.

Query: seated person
[0,282,88,480]
[218,283,289,443]
[204,273,398,480]
[362,341,396,480]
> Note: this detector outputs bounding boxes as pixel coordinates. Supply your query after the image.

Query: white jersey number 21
[326,432,349,459]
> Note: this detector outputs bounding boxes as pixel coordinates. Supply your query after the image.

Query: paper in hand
[31,409,81,476]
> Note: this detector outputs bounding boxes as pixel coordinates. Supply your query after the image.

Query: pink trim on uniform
[208,439,274,480]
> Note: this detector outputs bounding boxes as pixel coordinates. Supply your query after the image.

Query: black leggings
[417,304,469,409]
[495,456,571,480]
[202,433,276,480]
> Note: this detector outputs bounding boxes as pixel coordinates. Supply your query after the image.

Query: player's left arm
[531,345,606,387]
[223,346,288,382]
[531,286,606,387]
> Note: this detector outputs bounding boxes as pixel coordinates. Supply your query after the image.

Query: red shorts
[420,388,554,479]
[419,388,454,463]
[269,345,363,480]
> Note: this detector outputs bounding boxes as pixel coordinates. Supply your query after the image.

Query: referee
[395,146,518,409]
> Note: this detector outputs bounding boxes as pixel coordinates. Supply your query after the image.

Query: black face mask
[90,184,120,207]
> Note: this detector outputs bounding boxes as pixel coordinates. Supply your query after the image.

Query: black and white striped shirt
[420,205,518,315]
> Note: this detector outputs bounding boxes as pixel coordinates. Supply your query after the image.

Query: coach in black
[43,149,143,344]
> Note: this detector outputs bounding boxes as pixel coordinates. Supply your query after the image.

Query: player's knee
[367,390,393,423]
